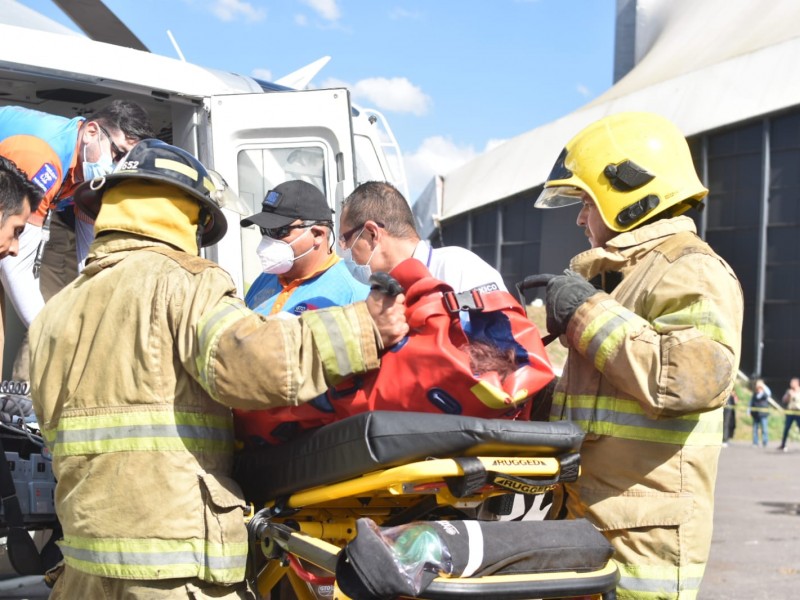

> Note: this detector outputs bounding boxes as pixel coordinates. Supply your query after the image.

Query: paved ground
[1,439,798,599]
[699,440,800,600]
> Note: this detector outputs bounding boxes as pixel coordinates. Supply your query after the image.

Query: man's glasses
[97,124,127,163]
[338,221,385,248]
[260,221,328,240]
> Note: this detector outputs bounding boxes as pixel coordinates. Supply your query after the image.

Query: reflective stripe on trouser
[57,536,247,585]
[551,393,724,445]
[50,565,253,600]
[614,560,706,600]
[41,409,234,455]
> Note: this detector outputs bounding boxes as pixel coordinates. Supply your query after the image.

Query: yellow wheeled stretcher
[234,411,619,600]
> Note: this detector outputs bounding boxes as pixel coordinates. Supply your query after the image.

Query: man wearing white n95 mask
[241,180,369,316]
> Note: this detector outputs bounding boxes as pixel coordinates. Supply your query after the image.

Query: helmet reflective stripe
[551,393,724,445]
[43,410,234,456]
[535,112,708,233]
[59,535,247,581]
[152,157,208,186]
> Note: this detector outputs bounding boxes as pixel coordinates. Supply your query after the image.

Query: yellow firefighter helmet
[534,112,708,232]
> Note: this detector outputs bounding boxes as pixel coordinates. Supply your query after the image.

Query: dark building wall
[703,122,763,387]
[436,189,584,301]
[763,112,800,395]
[436,106,800,397]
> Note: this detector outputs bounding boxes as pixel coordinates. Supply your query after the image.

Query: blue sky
[18,0,616,201]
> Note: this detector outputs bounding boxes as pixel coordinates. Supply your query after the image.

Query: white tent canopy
[440,0,800,220]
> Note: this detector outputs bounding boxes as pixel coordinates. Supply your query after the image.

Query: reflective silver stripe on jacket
[44,410,234,455]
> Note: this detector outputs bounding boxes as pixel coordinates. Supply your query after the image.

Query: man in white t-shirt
[338,181,506,293]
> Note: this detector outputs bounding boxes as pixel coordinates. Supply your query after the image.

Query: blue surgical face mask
[340,227,376,285]
[82,137,114,182]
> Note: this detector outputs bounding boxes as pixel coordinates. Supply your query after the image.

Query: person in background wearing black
[778,377,800,452]
[722,389,738,447]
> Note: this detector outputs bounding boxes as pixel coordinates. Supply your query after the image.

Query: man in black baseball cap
[240,180,369,318]
[241,180,333,231]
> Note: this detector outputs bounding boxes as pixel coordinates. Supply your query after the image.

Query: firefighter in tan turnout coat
[536,112,743,599]
[28,140,407,599]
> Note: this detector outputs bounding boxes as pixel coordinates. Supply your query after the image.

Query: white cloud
[389,7,422,20]
[576,83,591,97]
[321,76,431,116]
[318,76,346,89]
[300,0,341,22]
[403,136,479,202]
[294,13,308,26]
[210,0,266,22]
[251,68,273,81]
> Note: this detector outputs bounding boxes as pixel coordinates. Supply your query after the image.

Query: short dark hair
[342,181,417,239]
[0,156,43,224]
[92,99,154,141]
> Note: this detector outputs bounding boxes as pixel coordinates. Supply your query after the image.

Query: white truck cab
[0,10,407,372]
[0,3,408,578]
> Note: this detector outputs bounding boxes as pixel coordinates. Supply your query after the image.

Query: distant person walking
[722,389,738,446]
[778,377,800,452]
[749,379,771,447]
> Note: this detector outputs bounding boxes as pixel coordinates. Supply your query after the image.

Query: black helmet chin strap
[197,207,210,255]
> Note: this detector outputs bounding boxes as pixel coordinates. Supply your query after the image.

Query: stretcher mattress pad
[234,411,583,503]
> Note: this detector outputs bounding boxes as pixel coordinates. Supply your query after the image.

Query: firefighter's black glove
[545,270,599,337]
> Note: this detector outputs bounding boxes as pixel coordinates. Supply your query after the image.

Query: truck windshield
[236,145,328,292]
[353,134,385,186]
[236,146,326,216]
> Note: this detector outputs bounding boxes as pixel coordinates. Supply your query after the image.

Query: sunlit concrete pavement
[2,439,798,599]
[700,440,800,600]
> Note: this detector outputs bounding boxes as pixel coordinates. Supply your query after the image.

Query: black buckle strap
[445,457,488,498]
[557,452,581,483]
[32,209,53,279]
[443,289,484,314]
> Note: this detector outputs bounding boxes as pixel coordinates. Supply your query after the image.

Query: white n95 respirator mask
[256,229,312,275]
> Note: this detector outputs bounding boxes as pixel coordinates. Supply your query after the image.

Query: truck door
[206,88,356,297]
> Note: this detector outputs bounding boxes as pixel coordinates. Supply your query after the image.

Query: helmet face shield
[534,185,586,209]
[207,169,249,216]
